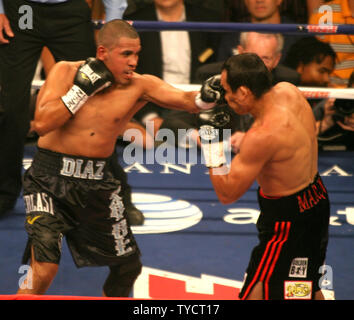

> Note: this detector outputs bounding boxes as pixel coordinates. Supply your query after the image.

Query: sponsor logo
[26,215,42,225]
[302,91,330,99]
[80,64,101,84]
[62,85,87,113]
[307,25,338,34]
[284,281,312,299]
[80,72,90,81]
[289,258,308,278]
[133,266,243,299]
[131,193,203,234]
[199,125,218,140]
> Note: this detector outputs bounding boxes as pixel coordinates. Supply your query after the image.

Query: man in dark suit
[217,0,297,63]
[196,32,300,85]
[123,0,221,140]
[123,0,220,84]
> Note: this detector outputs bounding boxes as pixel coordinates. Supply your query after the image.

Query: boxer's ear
[96,45,108,60]
[237,86,249,98]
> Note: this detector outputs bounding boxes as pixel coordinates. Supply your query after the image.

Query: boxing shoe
[125,203,145,226]
[121,181,144,226]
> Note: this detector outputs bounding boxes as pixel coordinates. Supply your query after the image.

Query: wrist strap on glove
[195,93,216,110]
[61,85,89,115]
[199,125,226,168]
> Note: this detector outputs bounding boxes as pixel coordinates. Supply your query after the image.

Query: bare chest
[70,89,142,133]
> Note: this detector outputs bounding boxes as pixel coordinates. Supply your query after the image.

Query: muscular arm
[140,74,200,113]
[32,62,78,136]
[209,129,274,204]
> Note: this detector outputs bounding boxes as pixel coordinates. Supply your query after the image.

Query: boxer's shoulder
[133,72,163,85]
[51,60,84,76]
[273,81,303,99]
[116,72,161,94]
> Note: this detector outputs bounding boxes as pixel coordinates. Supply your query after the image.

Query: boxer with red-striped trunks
[200,53,332,300]
[239,173,330,300]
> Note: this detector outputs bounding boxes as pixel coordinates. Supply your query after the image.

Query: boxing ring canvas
[0,144,353,300]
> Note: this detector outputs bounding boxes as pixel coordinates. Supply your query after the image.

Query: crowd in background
[120,0,354,151]
[0,0,353,217]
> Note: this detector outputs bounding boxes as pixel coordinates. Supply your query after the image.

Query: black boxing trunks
[22,148,140,268]
[239,173,330,300]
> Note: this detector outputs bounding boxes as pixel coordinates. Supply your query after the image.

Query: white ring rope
[31,80,354,100]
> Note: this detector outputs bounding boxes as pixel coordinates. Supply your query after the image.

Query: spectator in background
[308,0,354,87]
[122,0,221,143]
[307,0,327,15]
[227,0,321,23]
[0,1,144,226]
[124,0,220,85]
[217,0,297,63]
[284,36,336,88]
[314,71,354,149]
[196,32,300,85]
[284,36,354,149]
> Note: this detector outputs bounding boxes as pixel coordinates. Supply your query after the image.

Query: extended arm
[140,74,200,113]
[141,74,224,114]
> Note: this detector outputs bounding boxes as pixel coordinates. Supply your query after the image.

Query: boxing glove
[197,104,234,168]
[61,58,115,115]
[195,75,226,110]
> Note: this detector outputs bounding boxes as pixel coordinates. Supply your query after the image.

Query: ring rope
[31,80,354,100]
[92,20,354,35]
[174,85,354,100]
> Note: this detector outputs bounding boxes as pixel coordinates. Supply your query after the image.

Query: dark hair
[222,53,273,98]
[283,36,336,69]
[97,19,139,49]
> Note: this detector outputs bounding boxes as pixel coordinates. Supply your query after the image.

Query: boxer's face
[98,36,141,85]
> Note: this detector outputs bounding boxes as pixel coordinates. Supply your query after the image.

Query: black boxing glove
[197,104,234,168]
[195,75,225,110]
[61,58,115,115]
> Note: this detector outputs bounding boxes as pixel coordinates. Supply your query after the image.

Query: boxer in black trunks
[22,149,142,296]
[199,53,331,300]
[240,174,330,300]
[17,20,220,296]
